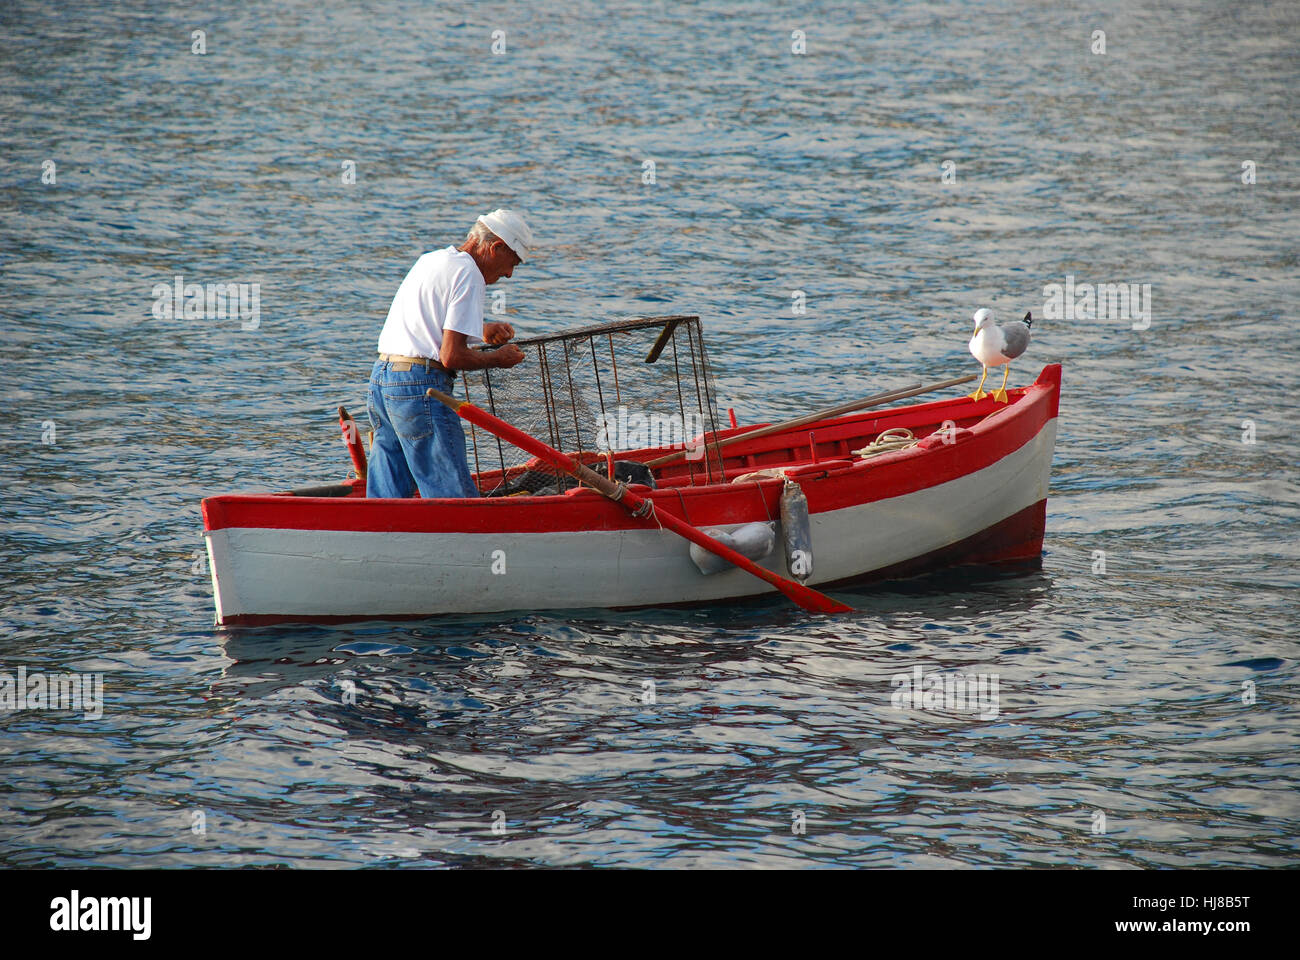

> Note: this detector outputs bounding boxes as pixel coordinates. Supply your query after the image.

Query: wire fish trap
[459,315,725,496]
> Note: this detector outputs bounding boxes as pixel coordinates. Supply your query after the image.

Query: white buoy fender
[689,521,777,575]
[780,479,813,582]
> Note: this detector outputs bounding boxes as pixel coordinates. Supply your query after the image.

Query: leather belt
[378,353,456,378]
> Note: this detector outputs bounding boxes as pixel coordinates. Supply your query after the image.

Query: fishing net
[458,315,726,495]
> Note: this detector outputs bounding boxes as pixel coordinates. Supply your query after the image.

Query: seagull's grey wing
[1000,321,1031,360]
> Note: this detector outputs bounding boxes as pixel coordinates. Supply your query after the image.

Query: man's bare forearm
[440,337,525,370]
[441,345,500,370]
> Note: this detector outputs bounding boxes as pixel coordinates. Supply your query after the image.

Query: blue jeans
[365,360,479,498]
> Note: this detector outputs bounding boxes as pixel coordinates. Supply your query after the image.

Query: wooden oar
[646,373,979,469]
[426,389,853,615]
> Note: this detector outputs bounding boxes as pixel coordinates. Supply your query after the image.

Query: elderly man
[367,209,530,498]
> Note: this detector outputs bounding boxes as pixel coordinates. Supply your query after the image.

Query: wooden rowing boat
[201,364,1061,626]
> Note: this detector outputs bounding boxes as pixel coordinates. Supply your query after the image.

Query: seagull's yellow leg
[967,366,989,400]
[991,364,1012,403]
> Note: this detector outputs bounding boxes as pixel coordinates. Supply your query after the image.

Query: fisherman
[367,209,531,498]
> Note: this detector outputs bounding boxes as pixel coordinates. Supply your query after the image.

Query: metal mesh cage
[459,315,725,495]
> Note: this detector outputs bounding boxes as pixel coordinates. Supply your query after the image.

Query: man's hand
[492,343,525,368]
[482,321,515,345]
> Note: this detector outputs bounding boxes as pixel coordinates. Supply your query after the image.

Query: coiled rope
[852,427,918,459]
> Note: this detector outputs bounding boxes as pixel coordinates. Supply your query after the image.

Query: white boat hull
[206,418,1056,623]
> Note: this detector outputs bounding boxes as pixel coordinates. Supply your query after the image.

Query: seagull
[968,308,1033,402]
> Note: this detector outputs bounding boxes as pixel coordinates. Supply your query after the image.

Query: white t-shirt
[377,246,485,359]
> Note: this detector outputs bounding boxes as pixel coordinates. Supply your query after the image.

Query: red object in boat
[338,406,367,480]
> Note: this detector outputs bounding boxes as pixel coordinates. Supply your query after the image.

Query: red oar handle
[426,389,852,615]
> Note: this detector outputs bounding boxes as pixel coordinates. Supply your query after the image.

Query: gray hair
[467,220,501,246]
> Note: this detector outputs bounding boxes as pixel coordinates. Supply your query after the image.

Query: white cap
[476,208,533,262]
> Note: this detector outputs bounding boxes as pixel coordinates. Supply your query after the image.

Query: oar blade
[647,495,853,614]
[779,581,854,614]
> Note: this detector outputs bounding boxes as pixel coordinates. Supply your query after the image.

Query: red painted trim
[203,365,1061,535]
